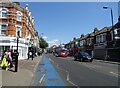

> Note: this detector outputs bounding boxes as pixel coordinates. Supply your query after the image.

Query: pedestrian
[5,50,12,71]
[31,48,34,60]
[1,50,6,61]
[27,49,30,60]
[0,50,9,70]
[0,50,6,69]
[7,50,13,71]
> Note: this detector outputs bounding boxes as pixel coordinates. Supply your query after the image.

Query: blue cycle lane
[31,55,66,86]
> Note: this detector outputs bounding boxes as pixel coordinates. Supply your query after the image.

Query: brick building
[0,1,39,59]
[65,17,120,61]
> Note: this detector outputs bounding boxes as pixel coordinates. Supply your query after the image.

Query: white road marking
[110,72,119,77]
[66,70,69,81]
[50,58,79,87]
[39,74,46,84]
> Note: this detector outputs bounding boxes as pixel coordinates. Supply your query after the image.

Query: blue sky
[19,2,118,47]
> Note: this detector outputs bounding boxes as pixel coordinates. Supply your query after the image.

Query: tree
[39,37,48,48]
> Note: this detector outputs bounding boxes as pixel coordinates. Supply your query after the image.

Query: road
[32,54,119,87]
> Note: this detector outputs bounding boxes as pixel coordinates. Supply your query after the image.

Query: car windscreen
[61,50,67,53]
[80,52,90,56]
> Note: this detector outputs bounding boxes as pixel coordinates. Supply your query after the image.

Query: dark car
[74,51,93,62]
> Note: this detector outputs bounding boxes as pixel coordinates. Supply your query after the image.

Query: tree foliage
[39,37,48,48]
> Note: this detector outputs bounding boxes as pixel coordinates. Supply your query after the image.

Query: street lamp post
[103,6,115,60]
[15,31,19,72]
[103,6,114,43]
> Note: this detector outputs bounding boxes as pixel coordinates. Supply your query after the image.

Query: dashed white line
[110,72,119,77]
[49,58,79,87]
[39,74,46,84]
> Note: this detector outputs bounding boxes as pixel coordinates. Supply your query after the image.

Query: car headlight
[88,57,91,59]
[83,56,86,58]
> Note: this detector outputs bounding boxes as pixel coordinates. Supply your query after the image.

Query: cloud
[48,39,59,47]
[42,36,47,39]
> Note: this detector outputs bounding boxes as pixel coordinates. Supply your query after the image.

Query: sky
[11,0,119,47]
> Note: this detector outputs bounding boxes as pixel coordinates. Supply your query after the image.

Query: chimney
[29,11,32,16]
[94,27,99,33]
[25,4,29,10]
[80,34,84,38]
[73,37,76,40]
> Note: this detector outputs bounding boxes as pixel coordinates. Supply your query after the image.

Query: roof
[0,0,10,3]
[95,26,112,35]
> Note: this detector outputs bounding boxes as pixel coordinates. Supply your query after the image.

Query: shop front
[0,36,29,60]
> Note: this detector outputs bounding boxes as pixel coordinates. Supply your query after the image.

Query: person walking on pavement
[27,49,30,60]
[0,50,6,69]
[0,50,9,70]
[27,48,34,60]
[7,50,13,71]
[31,48,34,60]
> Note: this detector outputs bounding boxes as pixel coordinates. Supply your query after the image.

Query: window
[80,40,83,46]
[103,34,106,42]
[83,40,86,45]
[96,36,99,43]
[1,8,7,18]
[1,30,6,35]
[100,35,102,43]
[0,24,7,35]
[16,26,21,37]
[2,11,7,17]
[17,11,22,21]
[1,25,6,29]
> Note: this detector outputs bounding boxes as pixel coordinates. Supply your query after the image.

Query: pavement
[1,55,42,87]
[93,59,120,65]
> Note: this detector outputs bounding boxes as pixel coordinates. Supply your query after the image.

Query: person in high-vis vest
[0,54,10,70]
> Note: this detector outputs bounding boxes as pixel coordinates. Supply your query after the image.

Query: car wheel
[80,58,83,62]
[89,58,93,62]
[89,59,92,62]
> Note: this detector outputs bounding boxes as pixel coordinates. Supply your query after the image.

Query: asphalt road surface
[32,54,119,87]
[49,54,119,87]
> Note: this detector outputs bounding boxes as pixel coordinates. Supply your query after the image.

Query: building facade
[65,17,120,62]
[0,1,39,60]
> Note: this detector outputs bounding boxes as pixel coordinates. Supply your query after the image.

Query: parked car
[74,51,93,62]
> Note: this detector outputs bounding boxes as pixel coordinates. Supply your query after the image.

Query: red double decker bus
[54,48,69,57]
